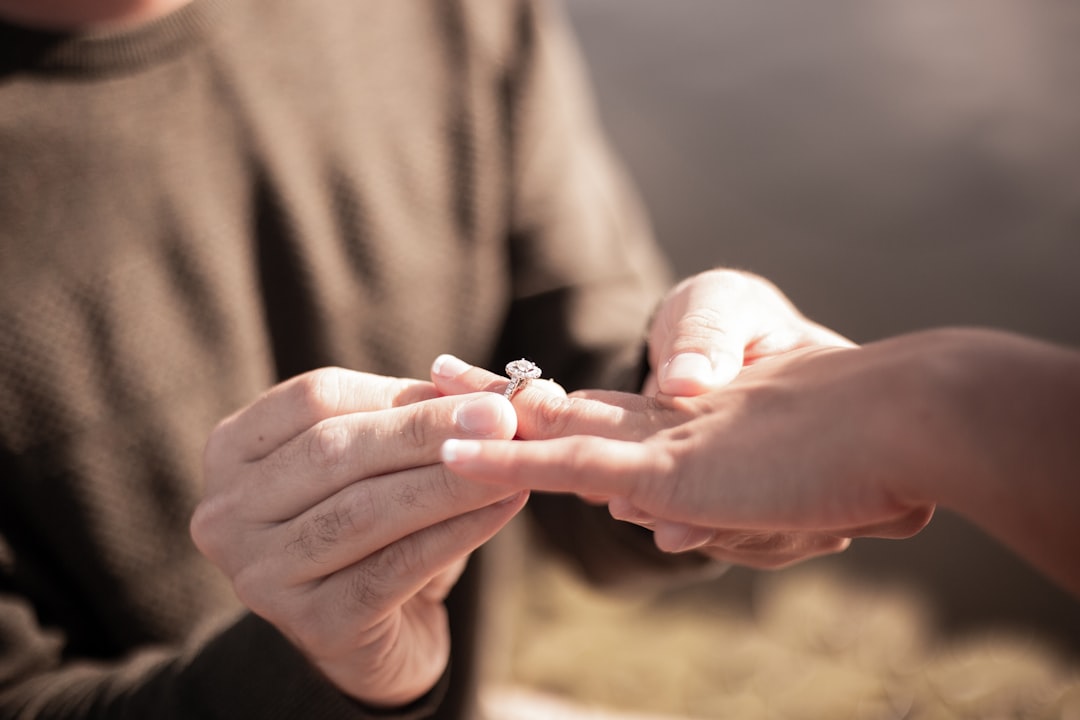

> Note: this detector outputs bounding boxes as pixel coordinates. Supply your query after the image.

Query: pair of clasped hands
[190,270,933,707]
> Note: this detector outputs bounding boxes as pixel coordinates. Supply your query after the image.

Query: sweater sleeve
[495,0,719,588]
[0,591,444,720]
[494,0,674,393]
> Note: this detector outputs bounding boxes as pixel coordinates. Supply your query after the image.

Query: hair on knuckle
[286,512,340,563]
[284,522,321,563]
[392,481,427,510]
[338,481,377,532]
[377,539,424,581]
[346,563,386,615]
[286,487,372,564]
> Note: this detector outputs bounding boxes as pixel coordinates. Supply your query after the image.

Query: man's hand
[190,368,527,707]
[432,351,934,570]
[647,269,854,396]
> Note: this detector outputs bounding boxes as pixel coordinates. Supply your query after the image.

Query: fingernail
[441,438,481,464]
[659,523,715,553]
[660,353,714,389]
[496,490,529,506]
[432,353,471,379]
[453,395,513,436]
[608,496,653,525]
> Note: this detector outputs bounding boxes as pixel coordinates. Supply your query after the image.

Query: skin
[0,0,873,700]
[7,0,1071,699]
[439,328,1080,597]
[434,269,863,568]
[190,269,846,704]
[190,369,527,706]
[645,270,853,396]
[21,0,1060,703]
[1,0,848,699]
[4,0,540,706]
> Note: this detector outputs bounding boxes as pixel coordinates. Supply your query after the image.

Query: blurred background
[502,0,1080,717]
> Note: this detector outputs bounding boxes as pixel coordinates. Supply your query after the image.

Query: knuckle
[744,555,799,570]
[707,267,750,287]
[399,404,435,451]
[312,509,347,545]
[673,305,727,337]
[337,481,378,532]
[188,502,214,556]
[674,268,747,301]
[562,436,599,477]
[286,485,375,563]
[649,440,680,480]
[529,393,576,438]
[829,537,853,553]
[284,523,320,563]
[288,514,341,563]
[345,563,387,615]
[430,464,464,503]
[377,539,425,584]
[232,562,308,628]
[201,418,235,482]
[725,531,782,554]
[715,532,847,570]
[189,495,230,561]
[293,367,348,420]
[231,564,273,615]
[391,481,428,510]
[897,506,934,537]
[305,420,350,471]
[635,441,680,506]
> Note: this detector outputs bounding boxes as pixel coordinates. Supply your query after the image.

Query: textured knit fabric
[0,0,679,717]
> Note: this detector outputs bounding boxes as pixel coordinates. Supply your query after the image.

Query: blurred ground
[499,0,1080,717]
[495,555,1080,719]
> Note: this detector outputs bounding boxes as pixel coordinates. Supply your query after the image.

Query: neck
[0,0,193,31]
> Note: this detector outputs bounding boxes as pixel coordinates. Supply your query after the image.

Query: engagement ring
[503,359,542,399]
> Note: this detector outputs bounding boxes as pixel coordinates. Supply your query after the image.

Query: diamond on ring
[504,358,542,399]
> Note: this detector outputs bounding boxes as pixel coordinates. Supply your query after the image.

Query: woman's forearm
[904,328,1080,595]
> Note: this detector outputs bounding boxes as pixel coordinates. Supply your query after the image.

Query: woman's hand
[646,269,853,396]
[433,348,935,569]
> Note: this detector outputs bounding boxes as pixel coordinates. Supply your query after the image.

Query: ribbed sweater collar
[0,0,226,76]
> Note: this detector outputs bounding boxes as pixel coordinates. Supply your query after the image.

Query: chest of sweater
[0,3,517,652]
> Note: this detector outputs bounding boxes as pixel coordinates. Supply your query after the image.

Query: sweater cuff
[179,613,446,720]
